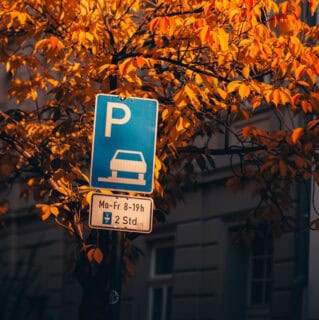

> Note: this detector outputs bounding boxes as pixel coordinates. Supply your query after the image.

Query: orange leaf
[134,56,145,68]
[246,0,254,10]
[301,100,312,113]
[85,191,94,205]
[295,64,306,80]
[36,204,51,221]
[34,39,48,52]
[149,17,160,31]
[227,81,241,93]
[176,117,184,132]
[199,25,211,44]
[242,66,250,79]
[250,96,262,110]
[87,248,94,262]
[272,89,280,107]
[50,36,58,49]
[309,0,319,15]
[238,83,250,98]
[50,206,59,216]
[218,28,229,51]
[93,248,103,264]
[87,247,103,263]
[0,201,8,215]
[291,128,304,144]
[292,93,302,106]
[159,17,169,34]
[307,119,319,131]
[27,178,36,187]
[242,126,252,138]
[193,18,205,30]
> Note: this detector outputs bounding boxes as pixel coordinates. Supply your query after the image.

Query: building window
[148,242,174,320]
[249,237,273,306]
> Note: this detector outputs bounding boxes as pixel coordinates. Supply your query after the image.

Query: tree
[1,0,319,318]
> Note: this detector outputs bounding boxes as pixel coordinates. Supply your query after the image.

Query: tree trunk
[74,230,123,320]
[76,258,110,320]
[74,229,112,320]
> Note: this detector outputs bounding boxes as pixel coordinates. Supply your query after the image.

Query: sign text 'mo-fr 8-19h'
[90,94,158,193]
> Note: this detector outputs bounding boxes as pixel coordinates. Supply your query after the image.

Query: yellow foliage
[35,204,60,220]
[1,0,319,270]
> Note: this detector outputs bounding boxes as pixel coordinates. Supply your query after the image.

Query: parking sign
[90,94,158,193]
[89,193,153,233]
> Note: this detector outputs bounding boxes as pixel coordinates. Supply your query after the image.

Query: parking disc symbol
[102,212,112,225]
[90,94,158,193]
[98,149,147,185]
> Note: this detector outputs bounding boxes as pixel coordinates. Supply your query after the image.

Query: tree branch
[177,145,266,155]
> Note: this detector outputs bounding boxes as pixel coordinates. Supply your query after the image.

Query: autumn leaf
[35,204,51,221]
[84,191,94,205]
[133,56,145,68]
[176,117,185,132]
[309,0,319,15]
[250,96,262,110]
[246,0,254,10]
[154,156,162,179]
[242,126,252,138]
[238,83,250,98]
[149,17,160,31]
[0,199,9,215]
[93,248,103,263]
[218,28,229,51]
[301,100,312,113]
[295,64,306,80]
[35,204,60,220]
[227,81,241,94]
[291,128,304,144]
[242,66,250,79]
[50,206,59,216]
[27,178,36,187]
[34,39,48,52]
[50,36,59,49]
[199,25,211,44]
[87,247,103,264]
[87,248,95,262]
[307,119,319,131]
[184,84,200,109]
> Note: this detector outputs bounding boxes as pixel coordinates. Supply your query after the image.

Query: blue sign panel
[90,94,158,193]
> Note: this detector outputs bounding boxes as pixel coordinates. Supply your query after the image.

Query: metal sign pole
[89,75,157,319]
[109,231,123,320]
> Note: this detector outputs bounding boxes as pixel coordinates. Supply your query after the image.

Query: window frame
[147,240,174,320]
[247,237,273,308]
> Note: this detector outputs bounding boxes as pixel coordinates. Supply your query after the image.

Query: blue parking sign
[90,94,158,193]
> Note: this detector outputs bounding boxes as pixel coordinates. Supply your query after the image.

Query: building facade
[120,143,313,320]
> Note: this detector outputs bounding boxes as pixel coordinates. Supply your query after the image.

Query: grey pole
[109,231,123,320]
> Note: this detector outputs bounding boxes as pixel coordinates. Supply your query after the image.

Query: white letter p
[105,102,131,137]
